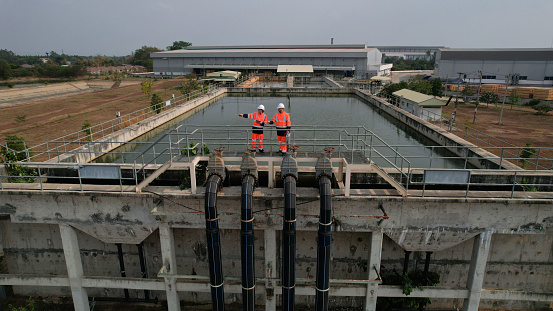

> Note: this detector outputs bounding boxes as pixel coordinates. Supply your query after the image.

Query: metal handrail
[3,84,223,162]
[376,92,553,170]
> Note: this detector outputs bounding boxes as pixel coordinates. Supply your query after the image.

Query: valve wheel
[214,147,226,152]
[289,145,300,151]
[323,147,335,153]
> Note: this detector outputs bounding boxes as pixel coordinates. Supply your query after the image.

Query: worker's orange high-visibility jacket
[271,111,291,136]
[242,112,267,134]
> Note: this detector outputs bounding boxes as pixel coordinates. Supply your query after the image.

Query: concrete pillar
[462,231,492,311]
[364,230,383,311]
[0,241,5,301]
[159,224,181,311]
[59,224,89,311]
[264,228,277,311]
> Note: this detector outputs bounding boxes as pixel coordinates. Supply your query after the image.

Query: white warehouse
[151,44,386,79]
[434,48,553,86]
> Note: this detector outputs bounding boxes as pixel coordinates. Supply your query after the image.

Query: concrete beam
[365,231,383,311]
[378,286,470,299]
[81,277,165,291]
[0,275,70,287]
[463,231,492,311]
[2,274,551,303]
[481,289,553,302]
[264,228,277,311]
[159,224,181,311]
[59,224,90,311]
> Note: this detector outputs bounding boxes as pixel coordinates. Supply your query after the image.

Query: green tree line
[0,40,192,79]
[384,55,435,71]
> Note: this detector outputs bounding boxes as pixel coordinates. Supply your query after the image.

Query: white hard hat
[277,103,285,109]
[257,105,265,110]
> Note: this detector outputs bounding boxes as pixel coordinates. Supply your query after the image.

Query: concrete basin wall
[0,190,552,309]
[354,90,521,170]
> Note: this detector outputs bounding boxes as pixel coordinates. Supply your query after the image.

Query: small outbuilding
[392,89,446,121]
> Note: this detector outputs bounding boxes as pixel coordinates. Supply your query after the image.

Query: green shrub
[377,270,440,311]
[534,104,552,115]
[1,135,37,183]
[526,99,540,106]
[81,120,93,141]
[150,93,163,114]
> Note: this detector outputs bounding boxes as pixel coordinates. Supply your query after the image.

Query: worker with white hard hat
[268,103,291,155]
[239,104,268,153]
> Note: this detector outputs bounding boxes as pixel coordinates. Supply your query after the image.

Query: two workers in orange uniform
[268,103,291,154]
[239,103,291,154]
[239,105,268,153]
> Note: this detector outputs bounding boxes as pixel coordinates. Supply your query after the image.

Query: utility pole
[454,72,463,122]
[498,74,511,125]
[473,71,482,124]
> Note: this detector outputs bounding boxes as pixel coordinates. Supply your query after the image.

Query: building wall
[152,47,382,79]
[435,49,553,85]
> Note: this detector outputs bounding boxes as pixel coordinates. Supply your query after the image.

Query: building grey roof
[393,89,446,107]
[151,45,374,58]
[186,44,367,50]
[439,48,553,61]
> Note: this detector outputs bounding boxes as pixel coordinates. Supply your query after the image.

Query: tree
[178,78,200,97]
[141,79,153,98]
[150,93,163,114]
[407,77,432,95]
[509,93,521,110]
[431,78,443,97]
[166,41,192,51]
[132,46,162,71]
[480,91,499,107]
[0,59,11,80]
[461,87,473,103]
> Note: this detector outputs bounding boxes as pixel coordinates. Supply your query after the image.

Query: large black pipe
[205,174,225,311]
[282,175,297,311]
[116,243,130,300]
[315,175,332,311]
[240,175,256,311]
[403,251,411,275]
[423,252,432,285]
[137,243,151,301]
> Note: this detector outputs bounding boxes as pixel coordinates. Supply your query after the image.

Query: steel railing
[2,83,224,162]
[409,169,553,199]
[376,93,553,170]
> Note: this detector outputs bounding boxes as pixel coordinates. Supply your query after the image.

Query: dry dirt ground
[441,101,553,162]
[0,78,185,147]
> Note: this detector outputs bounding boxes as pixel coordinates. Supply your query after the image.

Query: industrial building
[434,48,553,86]
[151,44,388,79]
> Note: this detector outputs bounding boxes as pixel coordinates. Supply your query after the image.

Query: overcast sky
[2,0,553,56]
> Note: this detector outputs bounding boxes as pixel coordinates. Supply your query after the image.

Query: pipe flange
[282,172,298,181]
[323,147,335,153]
[207,172,224,182]
[242,173,258,186]
[316,172,332,181]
